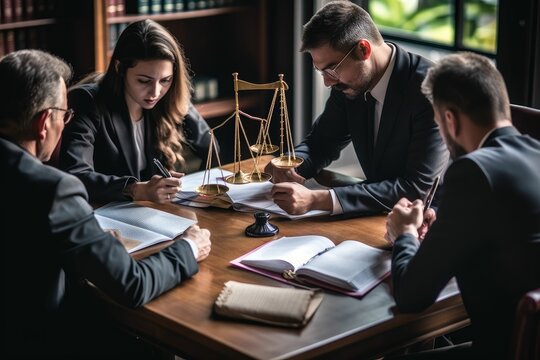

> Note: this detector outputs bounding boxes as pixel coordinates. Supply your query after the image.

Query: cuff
[181,237,199,259]
[329,189,343,215]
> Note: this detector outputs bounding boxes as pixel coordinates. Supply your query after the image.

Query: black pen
[153,158,171,178]
[423,176,440,210]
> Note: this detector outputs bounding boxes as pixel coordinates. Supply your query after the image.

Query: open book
[174,168,331,220]
[94,202,196,253]
[230,235,391,297]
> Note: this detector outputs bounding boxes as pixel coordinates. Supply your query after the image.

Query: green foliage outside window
[368,0,498,53]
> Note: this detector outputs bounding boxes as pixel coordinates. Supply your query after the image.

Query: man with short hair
[267,0,448,217]
[386,52,540,358]
[0,49,211,358]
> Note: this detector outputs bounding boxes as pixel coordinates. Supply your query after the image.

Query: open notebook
[94,202,196,253]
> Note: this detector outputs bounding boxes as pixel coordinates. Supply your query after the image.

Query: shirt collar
[367,42,396,103]
[478,126,514,149]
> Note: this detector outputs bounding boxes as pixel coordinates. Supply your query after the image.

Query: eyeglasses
[314,45,356,81]
[48,107,75,125]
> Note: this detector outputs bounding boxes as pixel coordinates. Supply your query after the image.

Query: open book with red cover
[230,235,391,298]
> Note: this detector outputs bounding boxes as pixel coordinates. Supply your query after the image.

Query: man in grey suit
[266,1,448,217]
[386,52,540,358]
[0,50,211,358]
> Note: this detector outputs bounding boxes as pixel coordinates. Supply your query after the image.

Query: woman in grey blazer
[60,19,216,204]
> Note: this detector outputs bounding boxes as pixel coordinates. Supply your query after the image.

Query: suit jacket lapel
[373,44,409,169]
[112,101,138,177]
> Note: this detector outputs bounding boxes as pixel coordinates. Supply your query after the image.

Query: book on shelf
[174,168,331,220]
[94,201,196,253]
[230,235,391,298]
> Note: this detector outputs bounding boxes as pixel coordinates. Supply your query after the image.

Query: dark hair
[421,52,510,126]
[301,0,383,53]
[79,19,192,169]
[0,50,72,137]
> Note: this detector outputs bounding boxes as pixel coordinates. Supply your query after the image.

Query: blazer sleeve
[52,174,198,308]
[60,86,137,203]
[391,159,491,312]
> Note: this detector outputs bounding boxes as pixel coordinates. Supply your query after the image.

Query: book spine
[108,23,118,51]
[197,0,207,10]
[185,0,195,11]
[116,0,125,16]
[106,0,117,18]
[174,0,183,12]
[162,0,173,13]
[13,0,23,21]
[149,0,160,14]
[2,0,13,23]
[0,32,5,57]
[4,29,15,52]
[26,27,38,48]
[24,0,34,19]
[14,26,25,49]
[138,0,149,14]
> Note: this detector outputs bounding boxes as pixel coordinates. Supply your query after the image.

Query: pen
[153,158,171,178]
[423,176,440,210]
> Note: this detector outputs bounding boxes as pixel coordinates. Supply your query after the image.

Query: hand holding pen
[419,176,440,239]
[153,158,171,178]
[151,158,183,202]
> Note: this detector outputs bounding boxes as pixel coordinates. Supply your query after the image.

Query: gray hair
[0,49,72,136]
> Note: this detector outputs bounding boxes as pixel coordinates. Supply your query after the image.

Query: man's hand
[385,198,423,245]
[182,224,211,262]
[418,207,437,240]
[264,161,305,184]
[271,182,331,215]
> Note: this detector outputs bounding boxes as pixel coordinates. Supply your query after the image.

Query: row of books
[108,0,238,17]
[192,76,219,103]
[0,27,50,56]
[1,0,57,24]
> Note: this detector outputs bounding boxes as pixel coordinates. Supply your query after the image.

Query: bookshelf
[0,0,62,56]
[2,0,294,163]
[88,1,269,120]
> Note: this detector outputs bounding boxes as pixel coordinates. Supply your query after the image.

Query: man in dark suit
[0,50,211,357]
[386,52,540,358]
[266,1,448,217]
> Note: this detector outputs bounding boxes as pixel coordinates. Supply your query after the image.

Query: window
[367,0,498,55]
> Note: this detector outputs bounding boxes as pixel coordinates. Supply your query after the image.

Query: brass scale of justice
[196,72,303,197]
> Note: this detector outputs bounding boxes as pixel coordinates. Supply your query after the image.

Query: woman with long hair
[60,19,215,203]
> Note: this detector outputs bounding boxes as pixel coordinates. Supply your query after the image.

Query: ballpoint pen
[423,176,440,211]
[153,158,171,178]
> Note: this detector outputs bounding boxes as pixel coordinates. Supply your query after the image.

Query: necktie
[365,92,376,159]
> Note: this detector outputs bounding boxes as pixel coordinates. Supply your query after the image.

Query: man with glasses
[0,50,211,357]
[266,1,448,218]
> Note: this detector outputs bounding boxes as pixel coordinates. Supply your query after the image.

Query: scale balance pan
[196,184,230,197]
[271,156,304,169]
[249,144,279,155]
[224,171,251,184]
[244,172,272,183]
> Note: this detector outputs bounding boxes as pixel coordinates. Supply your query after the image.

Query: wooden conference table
[99,158,469,359]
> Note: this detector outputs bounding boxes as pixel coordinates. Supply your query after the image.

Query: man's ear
[358,39,371,60]
[444,108,461,138]
[33,109,51,141]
